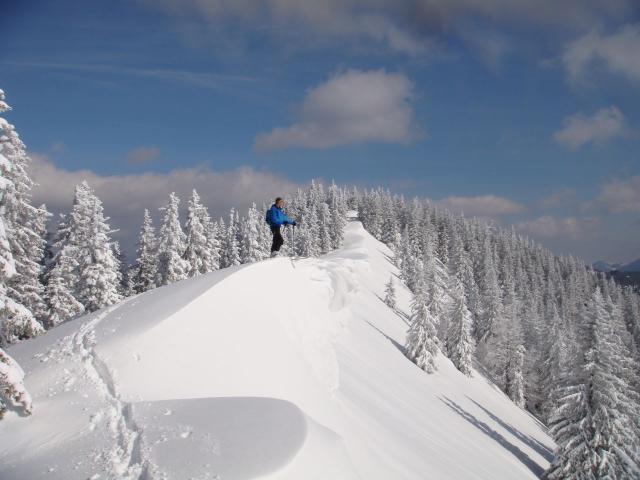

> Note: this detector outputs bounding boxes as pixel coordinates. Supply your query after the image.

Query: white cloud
[436,195,524,216]
[563,23,640,84]
[126,146,161,165]
[29,154,298,257]
[553,106,628,150]
[515,215,598,239]
[593,175,640,213]
[254,69,420,151]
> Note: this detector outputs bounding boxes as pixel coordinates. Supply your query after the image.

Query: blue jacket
[266,204,294,227]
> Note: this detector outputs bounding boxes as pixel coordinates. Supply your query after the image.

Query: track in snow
[71,299,149,480]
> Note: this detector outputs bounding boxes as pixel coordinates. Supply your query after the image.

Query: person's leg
[271,226,284,252]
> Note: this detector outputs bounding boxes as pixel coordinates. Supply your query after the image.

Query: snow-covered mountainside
[593,258,640,272]
[619,258,640,272]
[592,260,622,272]
[0,215,555,480]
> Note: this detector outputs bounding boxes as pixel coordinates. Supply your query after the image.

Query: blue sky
[2,0,639,263]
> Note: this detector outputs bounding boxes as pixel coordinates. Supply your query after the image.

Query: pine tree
[44,247,84,328]
[76,190,122,312]
[0,90,44,342]
[112,241,131,297]
[156,192,188,286]
[184,190,214,275]
[505,344,526,407]
[44,212,83,327]
[476,238,502,343]
[318,202,333,254]
[405,279,439,373]
[205,218,222,271]
[384,276,396,310]
[131,209,157,294]
[446,277,473,376]
[0,87,34,417]
[328,181,347,249]
[240,203,263,263]
[220,208,241,268]
[0,348,32,419]
[540,304,570,422]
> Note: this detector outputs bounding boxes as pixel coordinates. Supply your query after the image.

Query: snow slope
[0,214,555,480]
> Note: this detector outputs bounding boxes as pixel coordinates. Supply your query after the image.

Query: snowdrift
[0,216,555,479]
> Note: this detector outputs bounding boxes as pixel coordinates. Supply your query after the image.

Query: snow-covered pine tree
[318,202,333,254]
[240,203,264,263]
[43,181,94,320]
[476,237,502,344]
[405,279,439,373]
[44,212,83,327]
[539,303,570,422]
[446,276,473,376]
[131,209,157,294]
[384,276,396,310]
[622,286,640,354]
[194,196,220,272]
[546,288,640,479]
[216,216,228,268]
[300,203,320,257]
[205,217,222,271]
[256,202,272,260]
[505,344,526,407]
[0,88,34,417]
[156,192,188,286]
[1,112,50,322]
[328,181,347,249]
[220,208,241,268]
[0,90,44,342]
[76,190,122,312]
[44,247,84,328]
[0,347,32,419]
[112,241,132,297]
[424,239,447,340]
[184,190,214,275]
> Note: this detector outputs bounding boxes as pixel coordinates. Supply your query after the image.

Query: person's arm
[282,212,295,225]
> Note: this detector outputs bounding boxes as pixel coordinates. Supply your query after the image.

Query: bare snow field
[0,217,554,479]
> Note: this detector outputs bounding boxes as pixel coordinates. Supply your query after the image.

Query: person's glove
[292,221,297,226]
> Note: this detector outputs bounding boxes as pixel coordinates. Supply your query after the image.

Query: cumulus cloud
[562,23,640,84]
[254,70,420,151]
[29,154,298,257]
[592,175,640,213]
[436,194,524,216]
[553,106,628,150]
[126,146,161,165]
[515,215,598,239]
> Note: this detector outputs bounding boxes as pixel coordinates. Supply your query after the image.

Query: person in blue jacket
[265,197,296,257]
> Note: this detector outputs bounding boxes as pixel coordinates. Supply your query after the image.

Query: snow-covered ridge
[0,217,554,479]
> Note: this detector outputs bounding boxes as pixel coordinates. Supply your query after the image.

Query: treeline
[356,188,640,479]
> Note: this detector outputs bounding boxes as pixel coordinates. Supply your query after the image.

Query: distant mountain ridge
[593,258,640,272]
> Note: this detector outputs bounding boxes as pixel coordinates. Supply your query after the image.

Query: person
[265,197,296,257]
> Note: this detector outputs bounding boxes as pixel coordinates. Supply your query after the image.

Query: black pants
[271,226,284,252]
